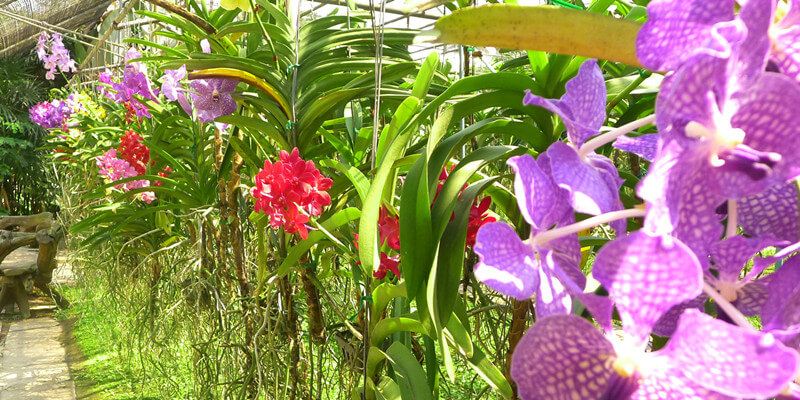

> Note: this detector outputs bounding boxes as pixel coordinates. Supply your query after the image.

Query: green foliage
[0,55,55,215]
[48,0,656,398]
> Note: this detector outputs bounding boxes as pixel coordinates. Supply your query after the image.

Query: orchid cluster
[473,1,800,398]
[29,99,72,129]
[30,92,105,130]
[36,32,77,80]
[251,148,333,239]
[96,130,157,204]
[159,40,239,123]
[98,48,159,119]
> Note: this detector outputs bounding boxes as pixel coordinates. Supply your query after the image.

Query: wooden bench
[0,248,38,317]
[0,213,68,318]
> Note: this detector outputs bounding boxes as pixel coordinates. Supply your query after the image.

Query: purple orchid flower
[160,66,186,102]
[637,4,800,253]
[511,231,800,399]
[189,78,238,123]
[639,0,800,84]
[473,154,611,319]
[523,59,628,233]
[473,153,623,323]
[636,0,739,72]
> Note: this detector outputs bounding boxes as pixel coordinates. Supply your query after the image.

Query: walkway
[0,253,76,399]
[0,318,75,399]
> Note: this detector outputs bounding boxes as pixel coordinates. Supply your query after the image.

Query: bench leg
[12,279,30,318]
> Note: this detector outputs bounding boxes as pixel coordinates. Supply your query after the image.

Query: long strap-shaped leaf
[429,4,642,67]
[188,68,291,117]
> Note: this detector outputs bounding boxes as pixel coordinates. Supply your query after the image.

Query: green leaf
[399,153,433,306]
[216,114,291,151]
[276,208,361,277]
[411,52,439,100]
[371,317,427,347]
[464,347,513,398]
[431,5,642,67]
[433,177,500,326]
[384,342,433,400]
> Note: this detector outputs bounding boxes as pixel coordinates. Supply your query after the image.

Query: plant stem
[725,199,738,239]
[702,281,754,331]
[531,208,646,246]
[577,114,655,158]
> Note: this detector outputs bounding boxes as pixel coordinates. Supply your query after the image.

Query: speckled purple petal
[473,222,539,300]
[731,73,800,184]
[738,182,800,242]
[511,314,615,400]
[217,78,239,93]
[593,232,703,342]
[664,309,800,398]
[730,0,773,90]
[636,0,736,71]
[638,145,726,255]
[586,153,627,234]
[217,93,237,117]
[547,142,619,216]
[535,260,573,318]
[523,60,605,147]
[541,233,585,290]
[762,255,800,327]
[773,15,800,82]
[507,154,570,231]
[709,236,767,282]
[576,292,613,331]
[735,281,769,316]
[631,364,733,400]
[654,53,725,146]
[651,294,708,337]
[613,134,659,162]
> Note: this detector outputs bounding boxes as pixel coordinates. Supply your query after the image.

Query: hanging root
[299,258,325,344]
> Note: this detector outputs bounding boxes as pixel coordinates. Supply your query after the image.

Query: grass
[57,286,166,400]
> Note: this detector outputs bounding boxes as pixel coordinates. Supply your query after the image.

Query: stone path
[0,318,75,399]
[0,256,76,399]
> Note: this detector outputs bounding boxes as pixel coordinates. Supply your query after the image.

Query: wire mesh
[0,0,114,55]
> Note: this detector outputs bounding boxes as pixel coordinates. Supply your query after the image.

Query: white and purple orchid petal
[523,60,605,147]
[593,232,703,343]
[630,365,733,400]
[731,73,800,185]
[542,233,585,290]
[576,292,614,331]
[635,0,736,71]
[473,222,539,300]
[586,154,627,233]
[729,0,773,91]
[613,134,660,162]
[638,145,726,255]
[651,294,708,337]
[535,261,573,318]
[664,309,800,398]
[773,20,800,82]
[735,281,769,316]
[654,53,725,146]
[511,315,615,400]
[507,154,570,231]
[762,255,800,330]
[738,182,800,242]
[547,142,620,217]
[709,236,770,282]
